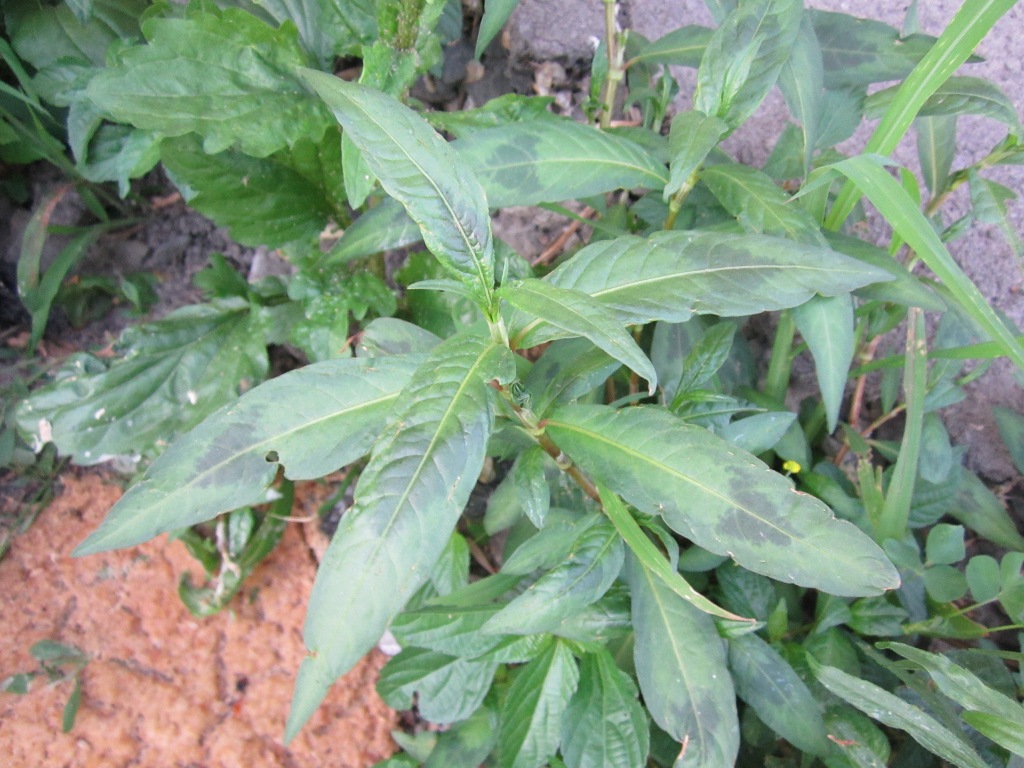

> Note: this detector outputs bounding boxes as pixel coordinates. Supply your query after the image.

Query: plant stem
[763,310,795,404]
[662,169,699,230]
[598,0,624,129]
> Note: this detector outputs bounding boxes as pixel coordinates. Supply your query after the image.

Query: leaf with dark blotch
[483,519,624,636]
[301,72,495,304]
[499,639,579,768]
[71,353,423,556]
[728,633,829,755]
[287,336,515,741]
[628,554,738,768]
[811,10,939,89]
[377,647,498,724]
[454,119,669,208]
[511,230,891,349]
[86,6,331,157]
[546,405,899,596]
[561,649,650,768]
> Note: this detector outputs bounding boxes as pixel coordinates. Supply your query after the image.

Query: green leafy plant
[10,0,1024,766]
[2,640,90,733]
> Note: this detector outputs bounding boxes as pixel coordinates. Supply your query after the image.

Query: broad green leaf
[454,119,668,208]
[255,0,376,67]
[718,411,796,455]
[950,468,1024,551]
[546,405,899,596]
[665,111,728,200]
[287,336,515,741]
[963,712,1024,758]
[816,156,1024,371]
[702,162,826,245]
[511,230,891,347]
[512,446,551,528]
[500,279,657,391]
[917,115,956,197]
[778,15,824,173]
[631,25,712,68]
[161,133,336,249]
[867,76,1020,131]
[882,642,1024,750]
[87,6,330,157]
[810,10,937,89]
[499,639,579,768]
[71,354,421,556]
[19,299,267,467]
[561,649,650,768]
[302,71,495,305]
[77,124,161,197]
[377,647,498,723]
[663,321,737,403]
[483,519,623,636]
[812,661,988,768]
[823,232,946,311]
[357,318,442,357]
[627,554,738,768]
[728,633,829,755]
[793,293,854,433]
[599,487,748,622]
[327,198,421,264]
[826,0,1014,228]
[502,514,600,577]
[424,706,499,768]
[694,0,802,130]
[392,603,509,659]
[823,705,891,768]
[995,406,1024,476]
[476,0,519,58]
[523,339,620,417]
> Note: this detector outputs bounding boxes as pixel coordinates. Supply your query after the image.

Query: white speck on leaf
[186,390,199,405]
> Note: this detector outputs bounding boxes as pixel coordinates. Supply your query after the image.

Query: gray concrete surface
[507,0,1024,480]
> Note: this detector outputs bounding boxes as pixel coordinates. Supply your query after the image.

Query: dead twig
[532,206,596,267]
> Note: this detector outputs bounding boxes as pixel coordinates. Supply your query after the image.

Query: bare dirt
[0,470,397,768]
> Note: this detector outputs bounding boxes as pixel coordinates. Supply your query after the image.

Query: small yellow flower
[782,460,802,475]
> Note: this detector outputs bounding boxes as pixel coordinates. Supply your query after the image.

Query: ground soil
[0,470,397,768]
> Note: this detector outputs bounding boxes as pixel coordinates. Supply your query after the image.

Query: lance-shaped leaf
[327,198,422,264]
[377,648,498,724]
[287,336,515,741]
[812,660,988,768]
[454,119,668,208]
[632,25,713,68]
[301,71,495,305]
[793,293,854,433]
[19,299,267,467]
[728,633,829,756]
[665,111,728,200]
[701,163,827,245]
[867,76,1021,132]
[500,279,657,392]
[561,649,650,768]
[499,639,579,768]
[881,641,1024,756]
[778,15,824,173]
[392,603,509,659]
[72,354,422,556]
[694,0,802,130]
[483,518,624,636]
[86,6,331,157]
[546,405,899,596]
[511,230,891,348]
[627,554,738,768]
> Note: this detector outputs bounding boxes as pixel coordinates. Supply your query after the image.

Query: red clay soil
[0,470,398,767]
